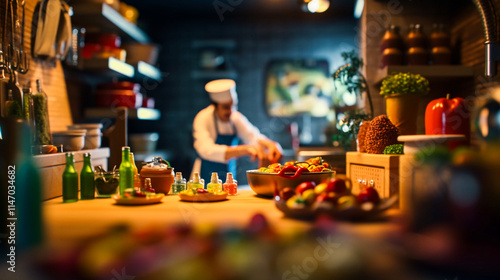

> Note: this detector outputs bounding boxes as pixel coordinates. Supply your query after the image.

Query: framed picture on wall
[264,59,333,117]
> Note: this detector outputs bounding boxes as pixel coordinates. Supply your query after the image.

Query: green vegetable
[383,144,404,154]
[6,100,23,119]
[380,72,430,97]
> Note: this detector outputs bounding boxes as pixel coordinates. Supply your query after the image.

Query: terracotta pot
[385,94,420,135]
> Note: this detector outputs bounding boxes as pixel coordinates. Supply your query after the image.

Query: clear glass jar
[32,79,52,145]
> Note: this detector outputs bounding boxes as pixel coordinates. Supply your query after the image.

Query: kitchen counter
[43,189,401,249]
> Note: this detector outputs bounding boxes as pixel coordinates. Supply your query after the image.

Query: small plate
[179,192,228,202]
[112,193,164,205]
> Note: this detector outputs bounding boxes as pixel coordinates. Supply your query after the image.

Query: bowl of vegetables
[274,176,398,220]
[246,157,335,197]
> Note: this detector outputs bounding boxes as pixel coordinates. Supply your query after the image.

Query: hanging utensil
[0,0,10,117]
[18,0,29,74]
[5,0,23,110]
[7,0,19,72]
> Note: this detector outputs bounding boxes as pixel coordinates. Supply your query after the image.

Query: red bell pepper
[425,93,470,149]
[278,166,309,179]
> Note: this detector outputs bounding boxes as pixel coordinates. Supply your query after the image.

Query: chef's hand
[258,139,283,164]
[225,145,258,161]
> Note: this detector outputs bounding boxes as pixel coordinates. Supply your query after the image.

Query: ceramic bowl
[52,130,86,151]
[68,124,104,149]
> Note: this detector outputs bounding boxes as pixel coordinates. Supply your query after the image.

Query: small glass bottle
[32,79,52,145]
[130,152,141,189]
[22,81,34,121]
[143,178,155,193]
[80,153,95,200]
[207,172,222,193]
[223,172,238,195]
[119,146,134,195]
[171,172,187,194]
[62,153,78,203]
[187,172,205,190]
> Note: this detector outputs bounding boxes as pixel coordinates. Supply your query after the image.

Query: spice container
[140,157,174,194]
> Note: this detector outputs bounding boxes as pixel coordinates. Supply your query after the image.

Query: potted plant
[331,50,373,150]
[380,72,429,135]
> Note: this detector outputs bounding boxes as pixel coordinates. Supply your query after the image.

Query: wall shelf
[84,108,161,121]
[134,61,163,82]
[78,58,162,82]
[82,57,135,78]
[375,65,474,84]
[71,2,150,43]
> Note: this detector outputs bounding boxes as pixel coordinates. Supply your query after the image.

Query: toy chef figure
[193,79,282,180]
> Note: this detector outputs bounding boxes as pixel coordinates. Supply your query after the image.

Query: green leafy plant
[379,72,430,97]
[332,50,373,117]
[383,144,404,154]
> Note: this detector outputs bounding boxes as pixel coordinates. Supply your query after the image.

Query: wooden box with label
[346,152,401,205]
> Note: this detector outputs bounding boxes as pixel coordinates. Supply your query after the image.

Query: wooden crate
[346,152,401,202]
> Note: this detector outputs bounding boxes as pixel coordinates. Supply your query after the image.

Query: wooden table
[43,190,401,249]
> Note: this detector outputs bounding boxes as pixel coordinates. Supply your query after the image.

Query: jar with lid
[430,24,450,48]
[430,24,452,65]
[32,79,52,145]
[380,25,404,67]
[140,157,174,194]
[406,24,427,48]
[380,25,403,52]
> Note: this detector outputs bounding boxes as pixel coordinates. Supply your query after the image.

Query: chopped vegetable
[258,157,332,173]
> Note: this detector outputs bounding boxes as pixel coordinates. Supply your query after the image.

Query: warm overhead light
[302,0,330,13]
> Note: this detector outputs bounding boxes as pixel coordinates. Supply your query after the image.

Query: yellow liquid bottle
[187,172,205,190]
[206,172,222,193]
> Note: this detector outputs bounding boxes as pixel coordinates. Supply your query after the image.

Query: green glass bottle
[119,146,134,195]
[62,153,78,203]
[80,153,95,200]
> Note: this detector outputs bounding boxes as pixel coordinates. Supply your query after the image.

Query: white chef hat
[205,79,238,104]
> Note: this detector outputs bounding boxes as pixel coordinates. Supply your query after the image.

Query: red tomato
[357,187,380,204]
[326,178,347,194]
[425,94,470,149]
[295,181,316,195]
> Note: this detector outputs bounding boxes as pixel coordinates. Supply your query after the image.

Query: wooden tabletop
[43,190,401,249]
